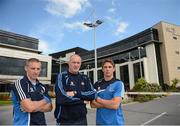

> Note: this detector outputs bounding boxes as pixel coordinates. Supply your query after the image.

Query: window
[0,56,47,77]
[177,67,180,71]
[8,38,17,45]
[173,36,177,40]
[175,51,180,55]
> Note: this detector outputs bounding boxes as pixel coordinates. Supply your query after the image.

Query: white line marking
[141,112,167,125]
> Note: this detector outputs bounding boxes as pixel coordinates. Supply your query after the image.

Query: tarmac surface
[1,95,180,125]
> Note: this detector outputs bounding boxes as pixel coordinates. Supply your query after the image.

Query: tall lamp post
[138,46,144,78]
[83,17,103,82]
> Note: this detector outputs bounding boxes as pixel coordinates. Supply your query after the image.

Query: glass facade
[88,70,94,84]
[81,28,158,61]
[120,65,130,91]
[0,56,47,77]
[133,62,144,82]
[51,28,161,87]
[0,31,38,50]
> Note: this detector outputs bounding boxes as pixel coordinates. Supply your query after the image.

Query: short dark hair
[25,58,41,66]
[102,58,115,68]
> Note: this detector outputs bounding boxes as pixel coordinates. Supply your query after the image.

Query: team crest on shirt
[70,81,75,86]
[108,87,114,92]
[40,89,45,95]
[81,82,85,86]
[30,87,34,92]
[98,86,101,91]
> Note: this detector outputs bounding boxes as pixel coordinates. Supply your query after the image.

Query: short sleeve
[42,84,52,101]
[113,81,125,98]
[13,79,31,101]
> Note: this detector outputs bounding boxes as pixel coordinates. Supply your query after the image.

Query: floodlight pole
[93,19,98,83]
[83,10,103,83]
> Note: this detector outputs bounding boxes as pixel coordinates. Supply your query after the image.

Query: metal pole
[94,26,98,82]
[59,57,61,73]
[138,47,142,78]
[83,10,103,83]
[92,10,98,83]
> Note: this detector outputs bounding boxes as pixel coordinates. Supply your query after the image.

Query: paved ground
[123,95,180,125]
[1,95,180,125]
[0,101,96,125]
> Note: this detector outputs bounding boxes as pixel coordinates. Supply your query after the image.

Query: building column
[128,62,135,89]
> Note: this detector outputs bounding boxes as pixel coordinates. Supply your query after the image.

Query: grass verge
[0,100,12,106]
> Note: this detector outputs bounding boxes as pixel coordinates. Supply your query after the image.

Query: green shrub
[131,78,162,102]
[164,78,180,92]
[170,78,180,92]
[132,78,147,92]
[132,78,162,92]
[171,78,179,87]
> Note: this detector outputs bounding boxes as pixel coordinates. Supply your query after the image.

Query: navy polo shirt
[11,75,50,125]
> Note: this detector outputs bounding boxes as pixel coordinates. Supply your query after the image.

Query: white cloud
[108,8,116,13]
[64,21,90,31]
[39,40,50,54]
[115,22,129,35]
[112,0,115,6]
[104,16,122,25]
[45,0,91,18]
[29,20,65,54]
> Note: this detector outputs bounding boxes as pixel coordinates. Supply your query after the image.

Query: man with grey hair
[54,54,97,125]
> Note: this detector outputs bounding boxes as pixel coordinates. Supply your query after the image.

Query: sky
[0,0,180,55]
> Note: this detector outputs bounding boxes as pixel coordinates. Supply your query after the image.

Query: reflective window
[97,69,103,80]
[0,36,38,50]
[133,62,144,82]
[89,71,94,84]
[0,56,47,77]
[120,65,130,91]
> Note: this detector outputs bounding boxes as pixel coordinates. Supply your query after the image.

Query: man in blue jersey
[91,58,125,125]
[11,58,53,125]
[54,54,97,125]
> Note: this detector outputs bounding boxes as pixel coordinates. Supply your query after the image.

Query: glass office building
[50,21,180,91]
[0,29,52,92]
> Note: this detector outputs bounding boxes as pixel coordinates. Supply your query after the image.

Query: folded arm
[38,102,53,112]
[92,97,122,110]
[20,98,50,112]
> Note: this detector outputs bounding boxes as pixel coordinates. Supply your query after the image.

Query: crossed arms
[90,96,122,110]
[20,98,52,112]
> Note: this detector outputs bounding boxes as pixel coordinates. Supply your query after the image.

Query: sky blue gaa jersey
[94,78,125,125]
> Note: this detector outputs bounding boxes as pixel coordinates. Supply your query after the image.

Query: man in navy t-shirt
[11,58,52,125]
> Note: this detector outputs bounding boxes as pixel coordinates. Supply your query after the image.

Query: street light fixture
[138,46,144,78]
[83,18,103,83]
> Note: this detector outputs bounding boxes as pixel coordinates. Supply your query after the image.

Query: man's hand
[66,91,75,97]
[84,100,89,104]
[96,97,102,102]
